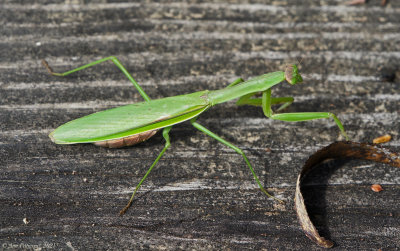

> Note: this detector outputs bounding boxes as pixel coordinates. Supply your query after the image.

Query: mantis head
[285,64,303,85]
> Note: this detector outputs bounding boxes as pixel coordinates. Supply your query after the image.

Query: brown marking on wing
[94,130,157,148]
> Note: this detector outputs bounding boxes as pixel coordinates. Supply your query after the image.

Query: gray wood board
[1,0,399,250]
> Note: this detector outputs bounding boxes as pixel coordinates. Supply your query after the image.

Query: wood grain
[1,0,399,249]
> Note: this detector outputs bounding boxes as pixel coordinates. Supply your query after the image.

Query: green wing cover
[50,91,210,144]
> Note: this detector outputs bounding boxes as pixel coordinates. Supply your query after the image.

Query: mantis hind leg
[42,56,151,102]
[190,118,283,203]
[261,89,349,140]
[120,126,172,215]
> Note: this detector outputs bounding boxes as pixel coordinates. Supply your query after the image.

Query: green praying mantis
[42,57,349,215]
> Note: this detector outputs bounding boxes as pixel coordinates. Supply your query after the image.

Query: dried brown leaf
[295,141,400,248]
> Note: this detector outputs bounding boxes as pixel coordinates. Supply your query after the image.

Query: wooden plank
[1,0,399,249]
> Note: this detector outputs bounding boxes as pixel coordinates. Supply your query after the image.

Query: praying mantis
[42,57,349,215]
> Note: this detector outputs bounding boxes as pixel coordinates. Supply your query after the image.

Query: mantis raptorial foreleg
[237,93,294,112]
[42,56,151,102]
[226,78,245,88]
[120,126,172,215]
[227,77,294,111]
[261,89,349,140]
[190,118,283,203]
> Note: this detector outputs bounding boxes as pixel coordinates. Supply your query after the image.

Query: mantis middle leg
[190,118,283,203]
[42,56,151,102]
[120,126,172,215]
[261,89,349,140]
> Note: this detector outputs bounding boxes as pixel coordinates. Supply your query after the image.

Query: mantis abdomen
[94,130,157,148]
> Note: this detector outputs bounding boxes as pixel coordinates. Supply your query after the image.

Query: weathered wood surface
[1,0,399,250]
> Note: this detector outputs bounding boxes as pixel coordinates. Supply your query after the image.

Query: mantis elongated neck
[207,71,285,105]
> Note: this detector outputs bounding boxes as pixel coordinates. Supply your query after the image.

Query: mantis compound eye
[285,64,303,85]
